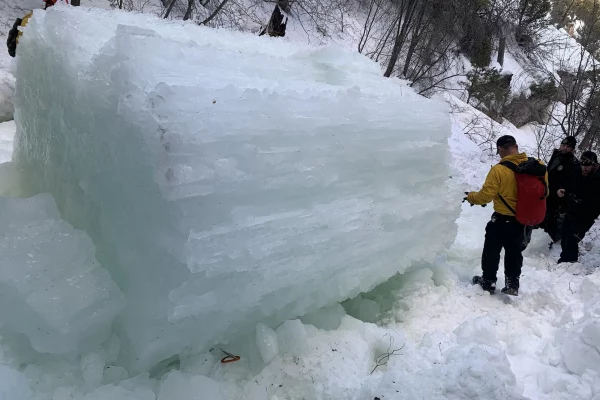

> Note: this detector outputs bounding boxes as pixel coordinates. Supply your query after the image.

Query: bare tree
[110,0,155,12]
[546,0,600,149]
[358,0,472,94]
[452,100,505,158]
[164,0,177,18]
[183,0,195,20]
[200,0,232,24]
[383,0,423,77]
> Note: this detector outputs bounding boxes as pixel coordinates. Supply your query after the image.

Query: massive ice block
[0,194,124,354]
[13,5,459,370]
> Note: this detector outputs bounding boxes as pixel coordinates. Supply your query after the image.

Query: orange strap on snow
[220,349,240,364]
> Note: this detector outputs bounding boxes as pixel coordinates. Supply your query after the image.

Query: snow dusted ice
[12,5,458,371]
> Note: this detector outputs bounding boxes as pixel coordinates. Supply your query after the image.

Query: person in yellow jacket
[465,135,548,296]
[6,0,74,58]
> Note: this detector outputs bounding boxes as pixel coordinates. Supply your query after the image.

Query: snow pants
[560,214,588,262]
[481,213,525,282]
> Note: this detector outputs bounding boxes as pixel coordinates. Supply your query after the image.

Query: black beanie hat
[496,135,517,147]
[561,136,577,148]
[581,151,598,165]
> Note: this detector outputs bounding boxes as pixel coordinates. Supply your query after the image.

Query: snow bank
[561,293,600,376]
[0,194,124,354]
[360,316,524,400]
[0,71,15,123]
[13,5,458,370]
[0,120,15,163]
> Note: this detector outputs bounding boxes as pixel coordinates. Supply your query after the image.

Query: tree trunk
[497,37,506,67]
[383,20,403,77]
[183,0,194,20]
[71,0,81,5]
[201,0,231,25]
[559,0,577,28]
[383,0,419,78]
[164,0,177,18]
[402,3,426,77]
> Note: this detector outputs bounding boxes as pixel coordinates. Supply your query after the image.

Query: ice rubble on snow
[255,323,278,364]
[13,5,458,370]
[0,194,124,355]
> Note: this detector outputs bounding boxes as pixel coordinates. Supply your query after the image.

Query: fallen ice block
[13,5,459,371]
[0,194,124,354]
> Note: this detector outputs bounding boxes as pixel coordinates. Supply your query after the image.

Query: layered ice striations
[13,5,459,370]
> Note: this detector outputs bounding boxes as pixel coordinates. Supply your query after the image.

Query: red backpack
[498,158,548,226]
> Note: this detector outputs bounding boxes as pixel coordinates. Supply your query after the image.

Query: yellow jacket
[17,11,33,43]
[467,153,549,216]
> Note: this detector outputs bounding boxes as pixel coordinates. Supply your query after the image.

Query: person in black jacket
[542,136,579,244]
[558,151,600,263]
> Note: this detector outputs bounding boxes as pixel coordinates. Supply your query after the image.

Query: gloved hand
[462,192,470,204]
[463,192,486,207]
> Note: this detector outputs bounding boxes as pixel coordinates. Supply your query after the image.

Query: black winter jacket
[565,167,600,235]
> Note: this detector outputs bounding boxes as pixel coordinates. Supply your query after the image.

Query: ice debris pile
[0,194,124,355]
[11,5,458,372]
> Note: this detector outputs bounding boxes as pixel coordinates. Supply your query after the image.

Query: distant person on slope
[6,0,70,58]
[557,151,600,263]
[542,136,579,245]
[465,135,548,296]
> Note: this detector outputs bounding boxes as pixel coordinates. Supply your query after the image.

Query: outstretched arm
[467,167,500,205]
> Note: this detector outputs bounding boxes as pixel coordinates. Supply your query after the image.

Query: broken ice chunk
[0,194,125,354]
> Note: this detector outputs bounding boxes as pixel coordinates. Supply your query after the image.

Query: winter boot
[472,276,496,294]
[501,276,519,296]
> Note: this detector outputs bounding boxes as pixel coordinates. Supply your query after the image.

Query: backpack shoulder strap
[497,161,517,216]
[499,160,517,171]
[498,194,516,216]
